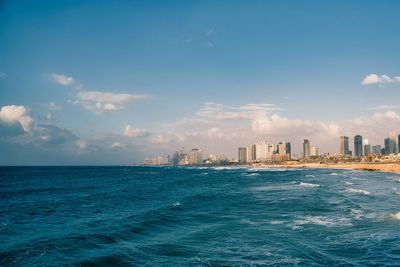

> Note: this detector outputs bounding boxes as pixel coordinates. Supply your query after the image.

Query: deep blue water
[1,166,400,266]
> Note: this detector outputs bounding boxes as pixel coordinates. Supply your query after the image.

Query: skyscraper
[364,144,371,156]
[354,135,363,157]
[303,139,310,159]
[384,138,395,155]
[285,142,291,159]
[372,145,381,155]
[398,134,400,154]
[188,148,202,165]
[389,131,398,154]
[339,136,350,156]
[246,144,256,163]
[238,147,247,163]
[311,146,319,157]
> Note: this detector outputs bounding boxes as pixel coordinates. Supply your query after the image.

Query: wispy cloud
[368,105,400,110]
[51,73,76,86]
[51,73,147,114]
[47,102,62,111]
[123,124,149,138]
[362,74,400,85]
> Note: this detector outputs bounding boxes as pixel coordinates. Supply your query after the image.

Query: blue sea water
[1,166,400,266]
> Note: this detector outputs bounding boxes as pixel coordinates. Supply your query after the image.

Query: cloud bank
[362,74,400,85]
[51,73,147,114]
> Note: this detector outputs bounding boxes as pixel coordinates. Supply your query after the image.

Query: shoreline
[249,162,400,174]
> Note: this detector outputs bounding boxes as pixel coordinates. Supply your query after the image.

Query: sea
[1,166,400,266]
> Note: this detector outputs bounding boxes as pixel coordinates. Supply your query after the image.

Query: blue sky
[1,0,400,164]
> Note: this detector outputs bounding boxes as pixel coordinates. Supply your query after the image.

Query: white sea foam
[350,209,364,219]
[330,172,339,176]
[172,202,180,207]
[344,181,354,185]
[391,212,400,220]
[346,188,371,195]
[212,166,245,171]
[305,175,316,178]
[270,220,286,225]
[291,215,352,229]
[298,182,320,188]
[242,173,261,176]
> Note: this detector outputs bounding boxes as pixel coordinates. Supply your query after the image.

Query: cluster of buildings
[339,132,400,157]
[238,141,291,163]
[144,149,230,166]
[144,132,400,166]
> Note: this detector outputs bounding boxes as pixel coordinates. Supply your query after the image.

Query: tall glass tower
[354,135,363,157]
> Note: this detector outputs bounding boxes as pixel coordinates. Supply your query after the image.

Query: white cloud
[46,113,52,121]
[368,105,400,110]
[156,102,342,156]
[0,105,33,132]
[151,132,185,144]
[51,73,76,86]
[75,91,146,113]
[196,102,283,120]
[111,142,126,148]
[362,74,400,85]
[47,102,62,111]
[50,73,147,114]
[123,124,149,138]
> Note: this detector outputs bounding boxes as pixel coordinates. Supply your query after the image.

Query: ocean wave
[291,215,352,229]
[344,181,354,185]
[345,188,371,195]
[350,208,364,220]
[172,202,180,207]
[330,172,339,176]
[298,182,320,188]
[305,175,316,178]
[242,173,261,176]
[390,212,400,220]
[269,220,286,225]
[211,166,246,171]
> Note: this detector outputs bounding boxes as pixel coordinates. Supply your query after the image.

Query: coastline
[249,162,400,174]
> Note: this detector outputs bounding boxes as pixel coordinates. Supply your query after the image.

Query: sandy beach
[252,162,400,174]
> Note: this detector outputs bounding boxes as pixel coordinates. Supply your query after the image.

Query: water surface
[1,166,400,266]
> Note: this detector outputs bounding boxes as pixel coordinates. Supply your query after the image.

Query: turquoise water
[1,166,400,266]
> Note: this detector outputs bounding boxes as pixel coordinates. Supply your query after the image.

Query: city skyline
[146,132,400,165]
[1,1,400,165]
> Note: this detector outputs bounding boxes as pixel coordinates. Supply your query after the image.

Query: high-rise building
[372,145,381,155]
[384,138,395,155]
[285,142,291,159]
[303,139,310,159]
[255,141,275,162]
[311,146,319,157]
[354,135,363,157]
[398,134,400,154]
[339,136,350,156]
[238,147,247,163]
[188,148,202,165]
[389,131,398,154]
[246,144,256,163]
[364,144,371,156]
[277,142,286,155]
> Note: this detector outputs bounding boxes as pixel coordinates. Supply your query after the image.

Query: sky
[1,0,400,165]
